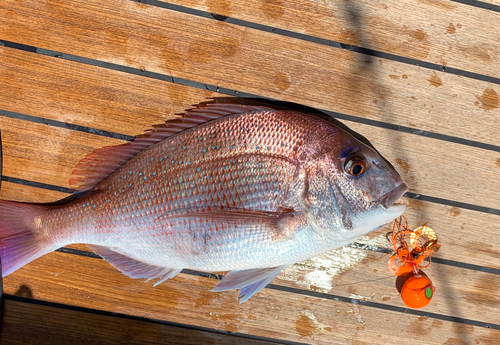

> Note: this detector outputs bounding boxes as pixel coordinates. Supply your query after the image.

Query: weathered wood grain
[0,48,216,137]
[0,0,499,344]
[2,252,499,345]
[400,199,500,270]
[0,0,498,147]
[0,182,69,203]
[20,239,500,325]
[0,299,279,345]
[167,0,500,78]
[0,117,122,187]
[0,48,498,209]
[59,242,498,325]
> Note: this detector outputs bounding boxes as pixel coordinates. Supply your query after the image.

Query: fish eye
[344,154,367,177]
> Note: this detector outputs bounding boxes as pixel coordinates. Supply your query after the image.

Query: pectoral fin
[212,265,286,303]
[87,245,182,285]
[156,208,297,241]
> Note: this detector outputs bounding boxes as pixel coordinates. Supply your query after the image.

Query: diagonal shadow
[215,3,482,344]
[340,2,473,344]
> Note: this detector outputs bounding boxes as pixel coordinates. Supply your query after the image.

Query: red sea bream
[0,103,407,302]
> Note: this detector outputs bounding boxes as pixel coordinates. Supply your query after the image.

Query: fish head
[300,126,408,245]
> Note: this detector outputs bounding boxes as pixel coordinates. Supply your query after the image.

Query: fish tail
[0,200,54,277]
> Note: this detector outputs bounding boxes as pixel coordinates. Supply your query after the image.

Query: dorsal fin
[69,103,273,191]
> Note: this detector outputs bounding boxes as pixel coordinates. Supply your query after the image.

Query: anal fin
[212,265,286,303]
[87,245,181,285]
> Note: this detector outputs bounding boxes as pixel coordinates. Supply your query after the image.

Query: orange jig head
[399,273,435,309]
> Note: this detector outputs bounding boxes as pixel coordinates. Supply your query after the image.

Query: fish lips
[380,183,408,209]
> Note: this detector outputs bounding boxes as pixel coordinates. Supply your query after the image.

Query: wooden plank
[59,242,499,325]
[1,299,278,345]
[0,181,69,203]
[0,49,498,209]
[2,252,499,345]
[0,48,216,137]
[400,199,500,270]
[50,242,500,326]
[165,0,500,78]
[0,117,121,188]
[0,0,498,147]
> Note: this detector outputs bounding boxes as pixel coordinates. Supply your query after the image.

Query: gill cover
[299,165,353,241]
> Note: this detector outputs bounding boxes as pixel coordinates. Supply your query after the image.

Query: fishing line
[332,275,394,289]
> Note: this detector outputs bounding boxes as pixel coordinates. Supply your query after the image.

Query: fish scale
[40,113,304,267]
[0,103,407,302]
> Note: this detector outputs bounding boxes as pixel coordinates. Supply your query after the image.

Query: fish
[0,102,408,302]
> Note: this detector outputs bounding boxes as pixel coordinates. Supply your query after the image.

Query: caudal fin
[0,200,53,277]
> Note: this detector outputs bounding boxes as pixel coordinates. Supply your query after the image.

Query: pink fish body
[0,103,407,302]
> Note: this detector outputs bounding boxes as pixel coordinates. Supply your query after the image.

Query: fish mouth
[380,183,408,209]
[340,183,408,242]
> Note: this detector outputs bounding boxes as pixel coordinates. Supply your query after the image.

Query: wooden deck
[0,0,499,344]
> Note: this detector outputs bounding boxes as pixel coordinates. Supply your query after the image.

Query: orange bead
[400,274,435,308]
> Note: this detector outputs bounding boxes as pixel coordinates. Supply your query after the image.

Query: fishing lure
[387,216,441,308]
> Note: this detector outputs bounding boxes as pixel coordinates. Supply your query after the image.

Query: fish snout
[380,183,408,209]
